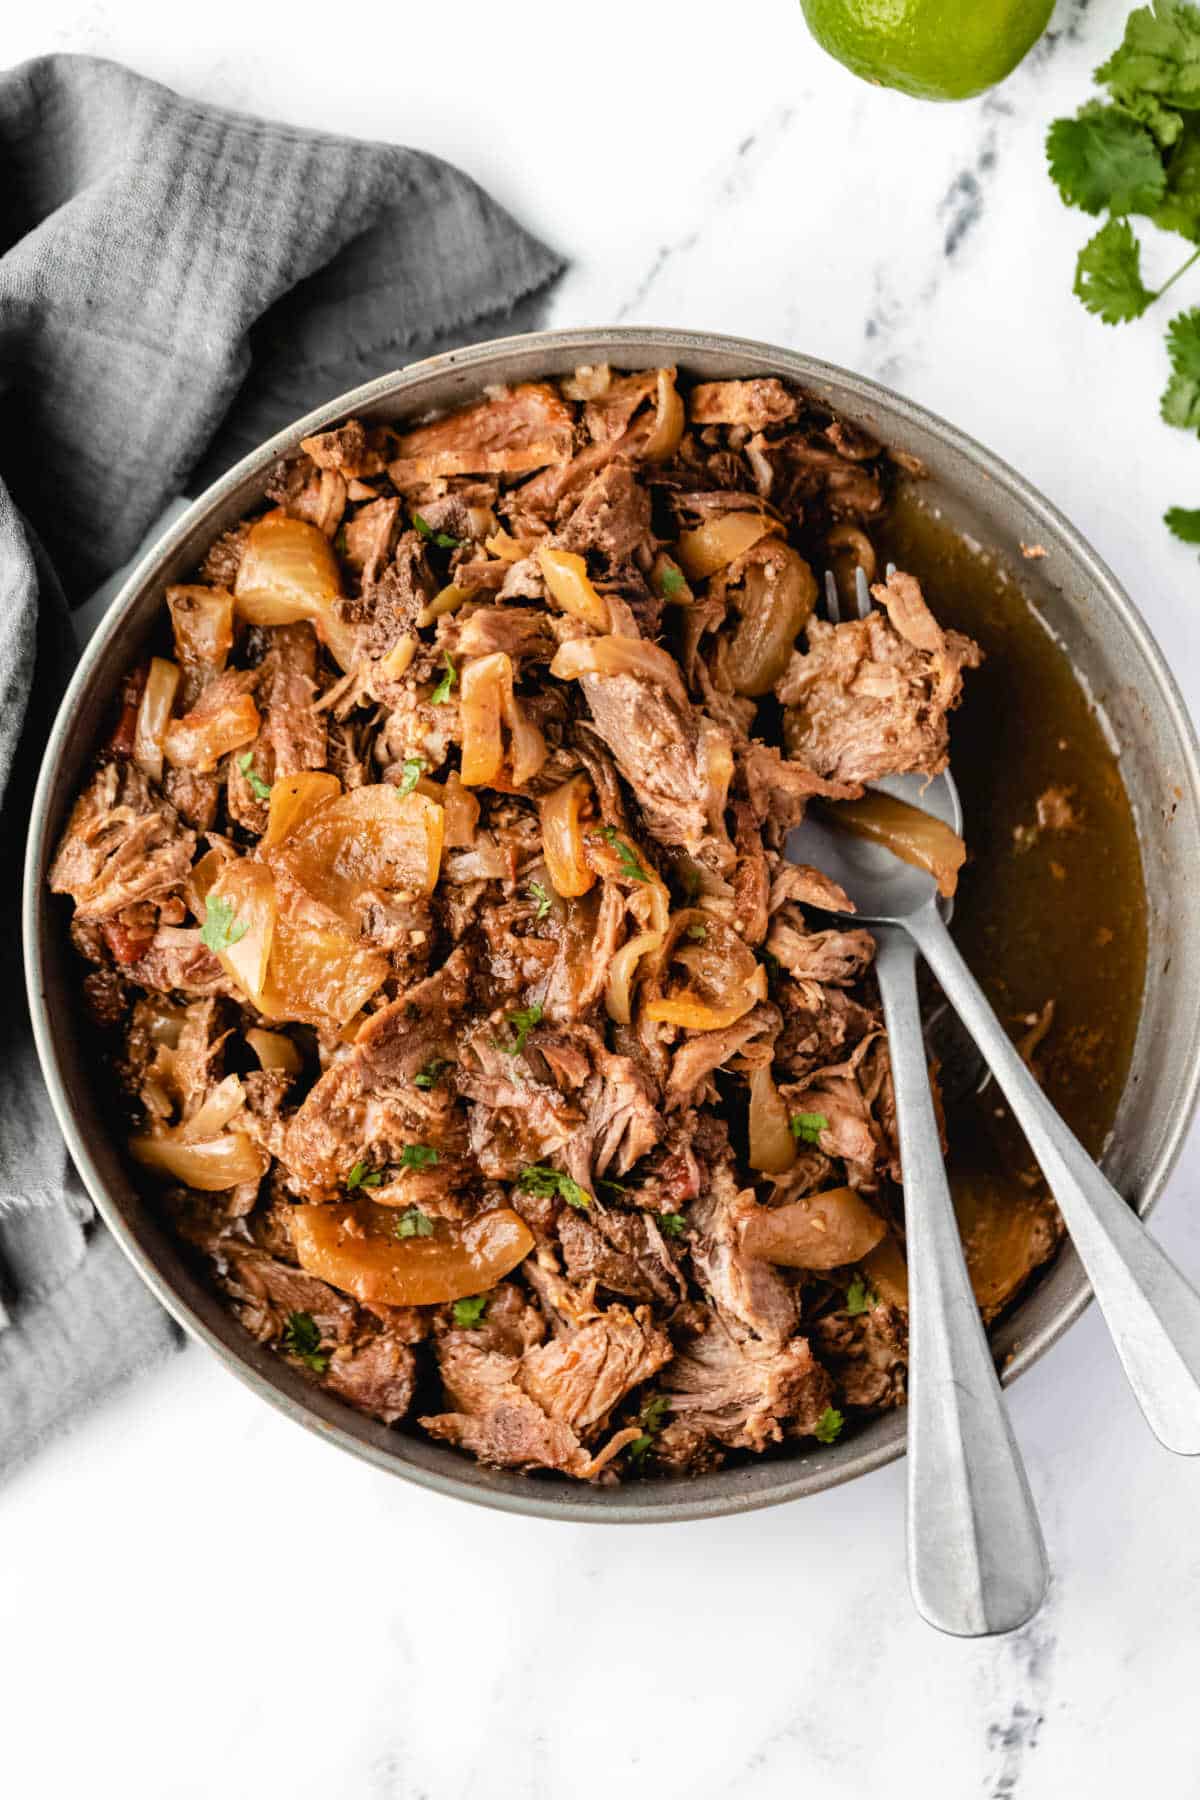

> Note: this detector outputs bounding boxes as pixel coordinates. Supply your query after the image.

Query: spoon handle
[873,927,1047,1637]
[906,902,1200,1455]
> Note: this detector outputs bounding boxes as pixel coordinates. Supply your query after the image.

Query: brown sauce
[876,496,1148,1250]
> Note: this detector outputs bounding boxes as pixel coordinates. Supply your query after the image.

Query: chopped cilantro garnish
[790,1111,829,1146]
[452,1294,489,1327]
[685,923,707,943]
[412,511,462,550]
[347,1159,384,1190]
[281,1310,328,1373]
[600,825,650,884]
[845,1276,878,1316]
[658,1212,687,1239]
[527,879,553,921]
[397,757,425,796]
[200,894,249,955]
[399,1144,439,1169]
[517,1164,591,1210]
[596,1177,627,1197]
[237,751,272,802]
[431,652,457,705]
[1166,504,1200,541]
[658,563,687,600]
[814,1406,844,1445]
[499,1001,543,1056]
[413,1057,450,1091]
[395,1207,435,1239]
[627,1393,671,1465]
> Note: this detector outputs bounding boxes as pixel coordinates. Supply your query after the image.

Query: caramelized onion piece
[549,634,689,708]
[643,910,766,1031]
[290,1202,534,1306]
[441,769,481,847]
[675,511,781,582]
[740,1187,886,1270]
[861,1231,909,1309]
[262,771,342,850]
[417,583,474,629]
[164,690,260,773]
[205,859,276,1001]
[132,657,181,783]
[821,792,967,898]
[176,1073,246,1142]
[954,1172,1059,1319]
[747,1064,797,1174]
[536,546,610,631]
[129,1131,268,1192]
[234,513,357,670]
[167,585,235,669]
[246,1028,303,1076]
[256,882,389,1028]
[725,543,817,697]
[641,368,685,462]
[459,651,546,789]
[539,773,597,899]
[651,552,694,605]
[376,634,416,682]
[275,786,444,917]
[606,929,664,1025]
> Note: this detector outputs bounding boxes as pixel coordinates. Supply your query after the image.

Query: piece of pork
[50,762,195,919]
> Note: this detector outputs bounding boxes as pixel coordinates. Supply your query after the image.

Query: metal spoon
[791,579,1046,1634]
[792,570,1200,1563]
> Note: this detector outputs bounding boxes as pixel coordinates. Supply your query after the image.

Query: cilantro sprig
[517,1164,592,1210]
[281,1310,328,1373]
[789,1111,829,1146]
[200,894,248,955]
[413,511,462,550]
[814,1406,844,1445]
[347,1160,383,1190]
[397,757,425,796]
[1046,2,1200,540]
[627,1393,670,1466]
[845,1276,879,1317]
[527,879,553,921]
[600,825,650,884]
[395,1207,435,1239]
[453,1294,489,1327]
[237,751,272,802]
[413,1057,450,1091]
[498,1001,543,1056]
[431,652,457,705]
[398,1144,439,1170]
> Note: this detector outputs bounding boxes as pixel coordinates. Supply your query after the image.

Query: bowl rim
[23,324,1200,1523]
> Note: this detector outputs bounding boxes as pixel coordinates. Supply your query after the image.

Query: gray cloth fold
[0,52,565,1479]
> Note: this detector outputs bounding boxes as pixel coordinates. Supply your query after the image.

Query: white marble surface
[5,1,1200,1794]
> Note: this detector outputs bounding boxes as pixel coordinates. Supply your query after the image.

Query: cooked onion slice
[167,585,235,669]
[459,651,546,789]
[641,368,685,463]
[290,1202,535,1306]
[740,1187,886,1270]
[262,771,342,850]
[234,513,358,670]
[177,1074,246,1143]
[536,546,610,631]
[132,657,181,783]
[246,1028,303,1076]
[747,1064,797,1174]
[606,929,663,1025]
[549,634,689,708]
[417,583,475,629]
[821,791,967,898]
[129,1131,268,1192]
[256,880,389,1028]
[164,688,260,773]
[675,511,781,582]
[643,910,766,1031]
[539,773,596,899]
[724,543,817,697]
[205,860,276,1000]
[275,786,445,916]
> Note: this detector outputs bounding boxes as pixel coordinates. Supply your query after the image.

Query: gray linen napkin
[0,53,565,1479]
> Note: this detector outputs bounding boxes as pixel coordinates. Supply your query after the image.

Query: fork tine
[855,564,871,619]
[823,568,841,624]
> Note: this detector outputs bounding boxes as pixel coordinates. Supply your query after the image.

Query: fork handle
[873,927,1047,1636]
[907,902,1200,1455]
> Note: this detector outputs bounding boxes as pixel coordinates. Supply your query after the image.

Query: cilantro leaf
[282,1310,328,1373]
[499,1002,543,1056]
[814,1406,844,1445]
[685,923,707,942]
[527,879,553,921]
[412,511,462,550]
[430,652,457,705]
[845,1276,878,1316]
[596,1177,627,1197]
[1047,104,1166,216]
[1152,117,1200,239]
[201,894,249,954]
[626,1393,671,1465]
[395,1206,435,1239]
[1162,307,1200,427]
[398,1144,439,1169]
[1166,504,1200,539]
[517,1164,591,1210]
[1097,1,1200,115]
[398,757,425,797]
[600,825,650,883]
[237,751,272,802]
[790,1111,829,1146]
[658,1212,687,1239]
[347,1159,383,1190]
[413,1057,450,1090]
[1074,218,1155,322]
[452,1294,489,1327]
[658,562,687,600]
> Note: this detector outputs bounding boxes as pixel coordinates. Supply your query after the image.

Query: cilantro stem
[1156,245,1200,305]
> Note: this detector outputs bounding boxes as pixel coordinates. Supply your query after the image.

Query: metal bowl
[22,327,1200,1522]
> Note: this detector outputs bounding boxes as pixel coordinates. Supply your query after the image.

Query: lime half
[800,0,1054,101]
